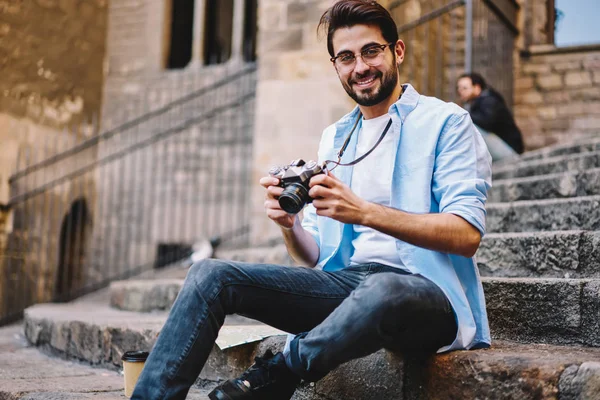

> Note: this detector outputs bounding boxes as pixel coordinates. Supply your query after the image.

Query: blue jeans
[132,259,457,399]
[476,126,518,162]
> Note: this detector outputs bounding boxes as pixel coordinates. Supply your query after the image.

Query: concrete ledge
[21,301,600,400]
[489,168,600,202]
[215,243,292,266]
[486,195,600,232]
[403,341,600,400]
[109,279,183,312]
[493,150,600,180]
[23,303,283,383]
[478,231,600,278]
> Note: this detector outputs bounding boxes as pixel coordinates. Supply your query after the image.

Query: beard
[341,62,399,107]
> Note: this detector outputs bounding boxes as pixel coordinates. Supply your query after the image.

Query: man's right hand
[260,176,297,229]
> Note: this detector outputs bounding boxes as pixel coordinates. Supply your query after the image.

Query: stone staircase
[12,136,600,399]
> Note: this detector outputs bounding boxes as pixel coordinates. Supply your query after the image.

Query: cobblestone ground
[0,323,212,399]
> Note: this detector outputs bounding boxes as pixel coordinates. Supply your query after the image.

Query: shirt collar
[393,83,420,122]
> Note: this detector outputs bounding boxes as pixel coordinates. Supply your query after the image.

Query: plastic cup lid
[121,351,149,362]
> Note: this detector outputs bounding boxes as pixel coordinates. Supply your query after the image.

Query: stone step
[0,323,212,399]
[493,150,600,180]
[482,277,600,347]
[23,302,285,383]
[215,242,292,266]
[488,167,600,202]
[478,231,600,278]
[109,275,600,346]
[486,195,600,233]
[21,304,600,399]
[516,135,600,162]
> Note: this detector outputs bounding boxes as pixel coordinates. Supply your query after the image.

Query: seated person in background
[457,72,524,161]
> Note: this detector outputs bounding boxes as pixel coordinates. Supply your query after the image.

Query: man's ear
[394,40,406,66]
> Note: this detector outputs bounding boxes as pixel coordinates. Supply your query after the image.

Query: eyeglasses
[330,43,394,72]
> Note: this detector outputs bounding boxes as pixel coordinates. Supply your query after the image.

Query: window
[203,0,234,65]
[243,0,258,62]
[165,0,195,69]
[555,0,600,47]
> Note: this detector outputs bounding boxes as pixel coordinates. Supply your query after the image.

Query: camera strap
[324,113,393,171]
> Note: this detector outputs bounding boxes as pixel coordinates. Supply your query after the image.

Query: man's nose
[353,55,370,74]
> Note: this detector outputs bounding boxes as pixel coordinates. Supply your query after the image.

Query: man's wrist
[280,215,300,232]
[359,201,376,227]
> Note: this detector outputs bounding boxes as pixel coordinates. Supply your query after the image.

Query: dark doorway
[203,0,234,65]
[243,0,258,62]
[55,199,91,302]
[166,0,195,69]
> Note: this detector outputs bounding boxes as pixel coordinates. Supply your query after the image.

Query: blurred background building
[0,0,599,326]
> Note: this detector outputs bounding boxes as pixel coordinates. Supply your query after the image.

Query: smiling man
[131,1,492,399]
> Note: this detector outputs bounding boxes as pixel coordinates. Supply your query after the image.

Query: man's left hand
[309,172,368,225]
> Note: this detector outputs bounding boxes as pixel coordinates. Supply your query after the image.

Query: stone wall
[514,45,600,149]
[0,0,108,125]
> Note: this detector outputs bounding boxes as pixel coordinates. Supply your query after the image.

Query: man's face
[456,77,481,103]
[331,24,403,107]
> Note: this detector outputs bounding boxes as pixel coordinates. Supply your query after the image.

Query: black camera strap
[324,114,393,171]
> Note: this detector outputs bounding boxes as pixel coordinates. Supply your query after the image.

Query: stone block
[581,280,600,347]
[521,91,544,104]
[486,195,600,233]
[545,90,571,102]
[483,278,582,345]
[315,351,403,400]
[552,61,582,72]
[515,76,534,90]
[537,106,558,119]
[110,279,183,312]
[573,117,600,130]
[565,71,593,88]
[477,231,600,279]
[559,362,600,400]
[259,28,303,53]
[522,63,551,75]
[583,57,600,70]
[557,102,589,117]
[537,74,563,90]
[594,71,600,84]
[571,87,600,101]
[408,342,600,400]
[260,3,284,30]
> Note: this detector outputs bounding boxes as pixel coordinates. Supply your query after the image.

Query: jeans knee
[362,273,432,313]
[187,258,231,286]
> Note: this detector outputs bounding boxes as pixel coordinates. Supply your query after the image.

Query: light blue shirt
[301,84,492,351]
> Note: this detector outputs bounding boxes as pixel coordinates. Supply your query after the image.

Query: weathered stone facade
[514,45,600,149]
[0,0,108,317]
[0,0,107,125]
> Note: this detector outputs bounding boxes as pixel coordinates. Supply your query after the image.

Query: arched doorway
[55,198,91,302]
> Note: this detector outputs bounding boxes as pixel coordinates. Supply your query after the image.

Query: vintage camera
[269,159,325,214]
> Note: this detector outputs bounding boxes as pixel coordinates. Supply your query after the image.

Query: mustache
[349,70,382,85]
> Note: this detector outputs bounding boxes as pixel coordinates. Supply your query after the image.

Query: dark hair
[318,0,398,57]
[458,72,488,90]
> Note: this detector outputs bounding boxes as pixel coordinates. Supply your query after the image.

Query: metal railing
[390,0,518,108]
[0,65,257,326]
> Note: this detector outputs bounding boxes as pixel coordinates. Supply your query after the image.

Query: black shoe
[208,351,300,400]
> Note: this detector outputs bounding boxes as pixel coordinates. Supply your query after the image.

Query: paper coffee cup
[122,350,149,398]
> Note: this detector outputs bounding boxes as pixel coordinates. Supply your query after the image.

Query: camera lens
[279,183,310,214]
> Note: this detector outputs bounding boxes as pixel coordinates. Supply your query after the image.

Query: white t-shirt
[348,114,406,270]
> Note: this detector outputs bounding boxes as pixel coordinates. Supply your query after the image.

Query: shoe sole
[208,388,233,400]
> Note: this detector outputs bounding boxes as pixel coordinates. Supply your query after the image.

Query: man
[132,1,492,399]
[457,72,524,160]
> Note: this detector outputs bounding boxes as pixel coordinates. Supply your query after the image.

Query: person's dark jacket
[467,88,524,154]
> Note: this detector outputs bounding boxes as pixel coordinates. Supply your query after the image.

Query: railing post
[465,0,474,73]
